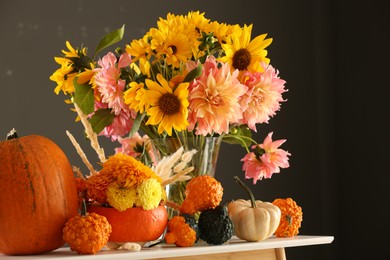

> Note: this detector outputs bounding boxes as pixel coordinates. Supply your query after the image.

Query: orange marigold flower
[101,153,161,188]
[86,171,114,203]
[86,153,162,204]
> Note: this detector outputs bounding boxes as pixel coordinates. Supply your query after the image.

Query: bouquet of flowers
[50,11,291,212]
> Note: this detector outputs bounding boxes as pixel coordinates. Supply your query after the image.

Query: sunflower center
[169,45,177,55]
[158,93,181,115]
[232,48,251,71]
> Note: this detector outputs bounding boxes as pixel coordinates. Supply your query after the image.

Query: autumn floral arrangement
[50,11,291,190]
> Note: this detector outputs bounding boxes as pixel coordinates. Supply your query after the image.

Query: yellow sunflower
[50,41,93,95]
[149,27,193,68]
[219,24,273,73]
[144,74,189,136]
[62,41,86,58]
[123,81,148,113]
[50,59,77,95]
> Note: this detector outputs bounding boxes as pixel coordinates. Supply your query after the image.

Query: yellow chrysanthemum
[106,183,137,211]
[100,153,161,189]
[219,24,273,73]
[144,74,189,136]
[136,178,162,210]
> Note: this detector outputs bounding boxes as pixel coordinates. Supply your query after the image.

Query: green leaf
[93,24,125,58]
[88,108,115,134]
[222,125,254,148]
[128,112,146,137]
[183,63,202,82]
[73,77,94,115]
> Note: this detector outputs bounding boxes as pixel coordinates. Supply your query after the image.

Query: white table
[0,235,334,260]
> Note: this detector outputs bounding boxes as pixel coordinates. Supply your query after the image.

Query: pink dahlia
[94,100,135,141]
[241,132,290,184]
[239,63,287,131]
[94,52,132,115]
[187,56,247,135]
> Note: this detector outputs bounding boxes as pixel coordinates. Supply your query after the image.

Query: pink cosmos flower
[241,132,290,184]
[239,63,287,131]
[186,56,247,135]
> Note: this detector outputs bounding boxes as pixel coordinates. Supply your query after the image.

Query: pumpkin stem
[6,128,18,140]
[234,176,257,208]
[81,199,88,217]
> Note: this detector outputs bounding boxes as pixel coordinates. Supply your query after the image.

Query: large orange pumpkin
[0,132,79,255]
[88,205,168,243]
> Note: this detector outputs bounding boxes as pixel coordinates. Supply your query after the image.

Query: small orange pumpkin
[272,197,303,237]
[0,130,79,255]
[63,201,112,254]
[88,204,168,243]
[179,175,223,215]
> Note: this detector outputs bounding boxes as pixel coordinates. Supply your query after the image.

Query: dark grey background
[1,0,389,259]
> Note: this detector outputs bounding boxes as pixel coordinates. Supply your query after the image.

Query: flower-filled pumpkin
[88,204,168,243]
[0,129,79,255]
[272,197,303,237]
[227,176,281,242]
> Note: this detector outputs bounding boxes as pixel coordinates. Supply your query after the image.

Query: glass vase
[150,135,221,218]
